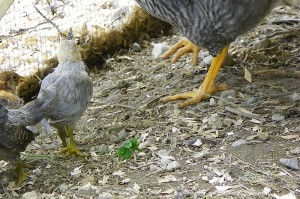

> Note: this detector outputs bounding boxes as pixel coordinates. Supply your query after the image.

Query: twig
[224,106,266,122]
[33,5,60,34]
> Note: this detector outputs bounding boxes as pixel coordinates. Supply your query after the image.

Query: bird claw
[161,38,200,65]
[160,83,230,108]
[56,145,88,157]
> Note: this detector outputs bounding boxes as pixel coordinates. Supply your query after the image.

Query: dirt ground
[1,5,300,199]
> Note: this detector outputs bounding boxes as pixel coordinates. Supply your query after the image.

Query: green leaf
[117,147,133,159]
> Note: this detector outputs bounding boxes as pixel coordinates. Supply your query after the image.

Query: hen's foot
[160,82,229,108]
[161,38,200,65]
[57,144,88,157]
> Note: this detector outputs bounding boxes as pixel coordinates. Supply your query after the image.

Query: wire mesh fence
[0,0,136,76]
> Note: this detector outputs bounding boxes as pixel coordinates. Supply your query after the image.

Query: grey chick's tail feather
[6,98,48,127]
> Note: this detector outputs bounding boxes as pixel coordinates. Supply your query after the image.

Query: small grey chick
[40,39,93,156]
[19,39,93,156]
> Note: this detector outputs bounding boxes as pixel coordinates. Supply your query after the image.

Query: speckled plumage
[135,0,276,55]
[0,101,35,163]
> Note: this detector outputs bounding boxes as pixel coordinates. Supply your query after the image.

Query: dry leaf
[279,135,299,140]
[244,67,252,83]
[157,175,177,183]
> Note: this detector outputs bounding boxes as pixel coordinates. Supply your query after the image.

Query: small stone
[22,191,39,199]
[257,132,270,141]
[117,129,127,141]
[271,113,285,121]
[166,161,181,171]
[245,97,257,106]
[209,98,216,106]
[207,113,223,129]
[291,147,300,155]
[223,118,234,127]
[110,135,119,143]
[152,43,170,58]
[131,42,141,52]
[81,175,96,185]
[290,93,300,102]
[220,90,236,99]
[59,183,69,193]
[262,187,271,195]
[279,158,299,170]
[203,55,213,65]
[98,192,114,199]
[97,144,108,153]
[149,164,160,171]
[232,139,247,148]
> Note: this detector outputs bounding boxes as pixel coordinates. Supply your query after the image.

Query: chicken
[0,99,38,186]
[19,39,93,156]
[135,0,277,107]
[0,71,25,108]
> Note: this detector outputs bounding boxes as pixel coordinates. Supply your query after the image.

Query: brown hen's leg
[161,38,200,65]
[160,46,230,108]
[58,126,88,157]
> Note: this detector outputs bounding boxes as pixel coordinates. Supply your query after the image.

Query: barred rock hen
[135,0,277,107]
[0,100,38,186]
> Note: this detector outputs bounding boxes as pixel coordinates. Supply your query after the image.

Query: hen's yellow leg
[15,160,29,186]
[58,126,87,156]
[161,38,200,65]
[160,46,230,108]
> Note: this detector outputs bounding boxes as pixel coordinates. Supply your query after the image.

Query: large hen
[135,0,277,107]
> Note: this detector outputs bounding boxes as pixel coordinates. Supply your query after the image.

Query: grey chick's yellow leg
[160,46,230,108]
[161,38,200,65]
[15,160,29,186]
[58,126,88,156]
[56,126,68,147]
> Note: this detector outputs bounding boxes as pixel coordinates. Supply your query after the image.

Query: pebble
[203,55,213,65]
[98,192,114,199]
[151,43,170,58]
[131,42,141,52]
[117,129,128,141]
[279,158,299,170]
[22,191,39,199]
[59,183,69,193]
[245,97,257,106]
[209,98,216,106]
[166,161,181,171]
[110,135,119,143]
[207,113,223,129]
[257,132,270,141]
[232,139,247,148]
[262,187,272,195]
[220,90,236,99]
[290,93,300,102]
[291,147,300,155]
[271,113,285,121]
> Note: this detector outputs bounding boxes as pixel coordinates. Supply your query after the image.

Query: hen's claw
[160,46,229,108]
[57,145,88,157]
[161,38,200,65]
[160,83,229,108]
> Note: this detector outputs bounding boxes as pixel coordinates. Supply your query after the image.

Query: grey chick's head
[57,40,81,63]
